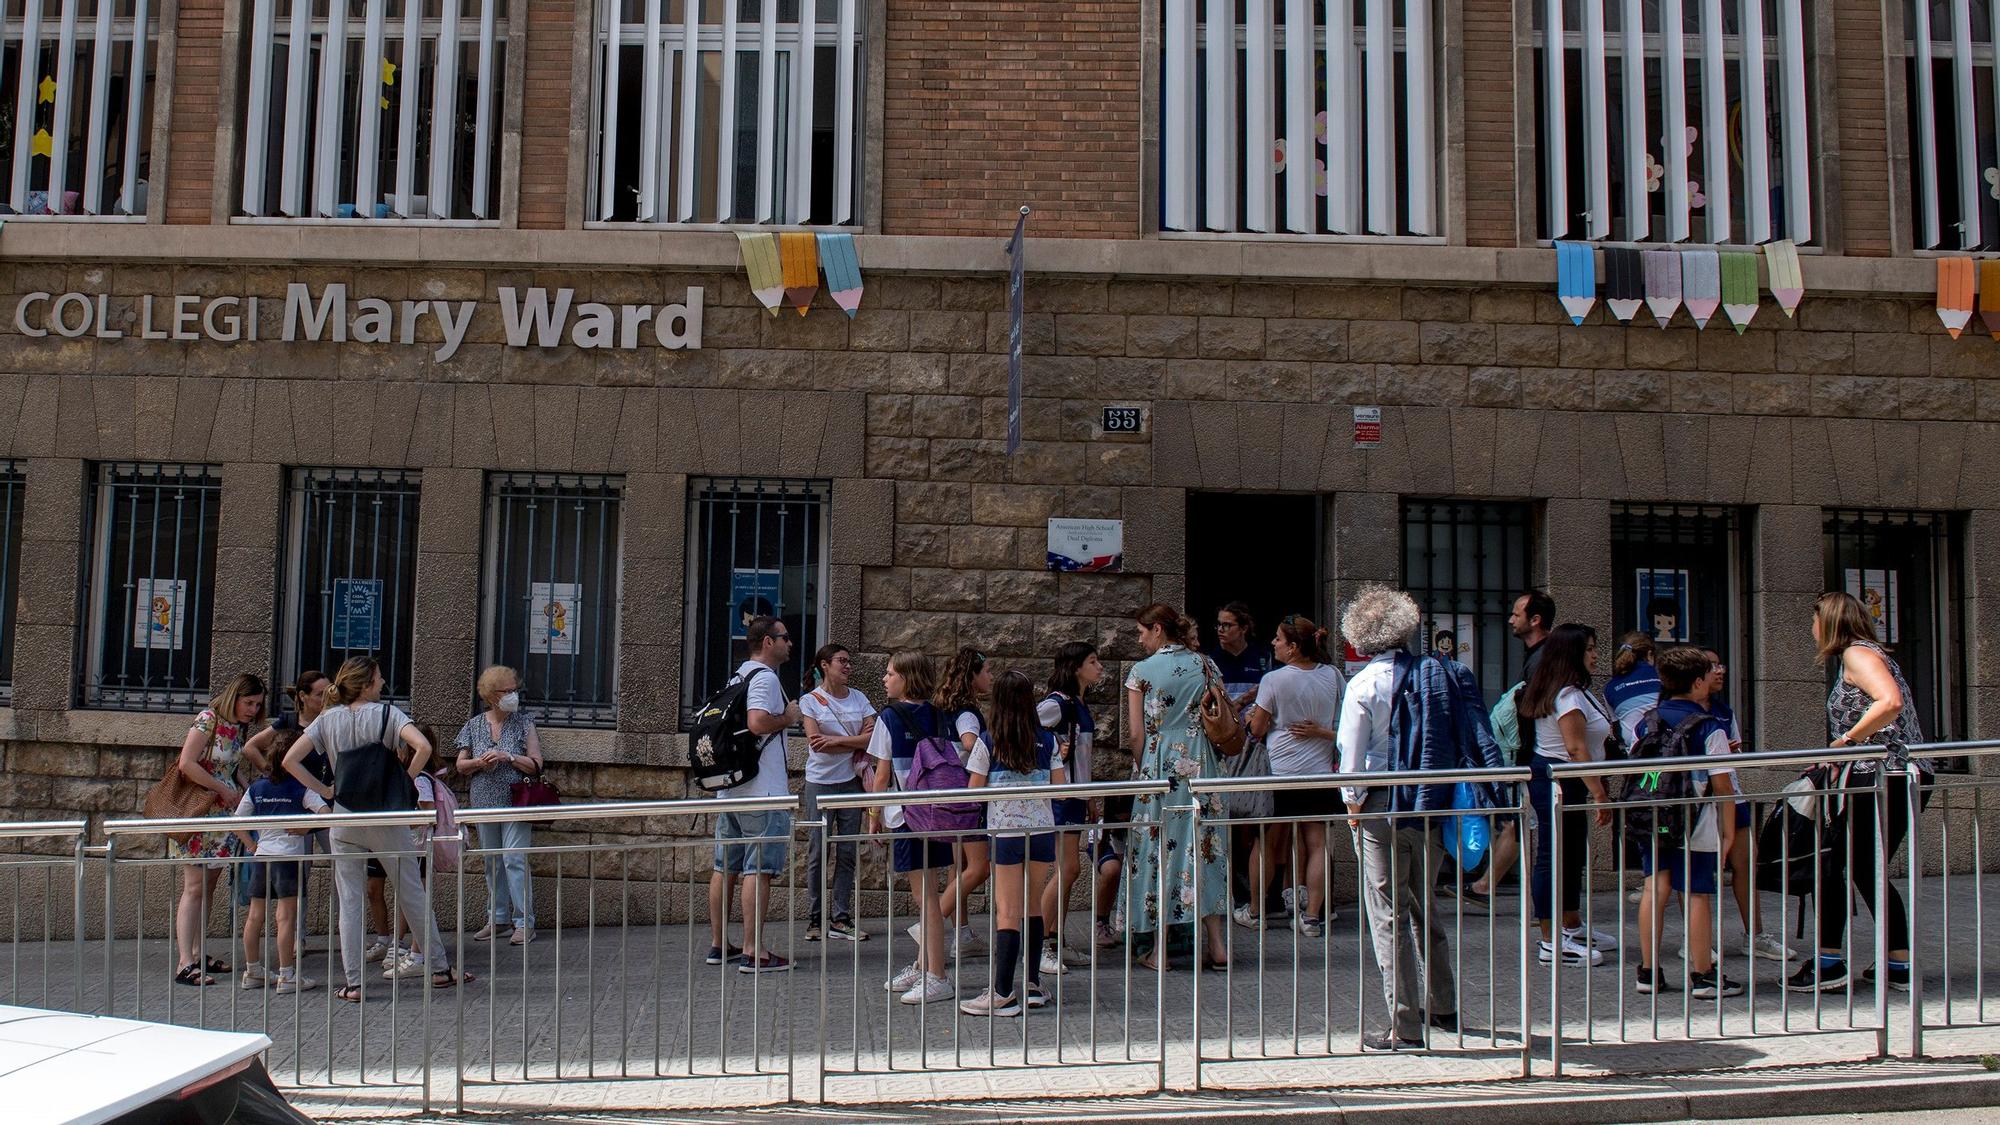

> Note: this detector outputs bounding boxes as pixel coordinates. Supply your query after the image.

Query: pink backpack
[426,773,462,872]
[896,704,983,835]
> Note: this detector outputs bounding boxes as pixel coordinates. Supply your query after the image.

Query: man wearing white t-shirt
[708,616,799,974]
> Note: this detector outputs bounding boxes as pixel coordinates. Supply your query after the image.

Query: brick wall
[1833,0,1894,254]
[164,0,225,223]
[881,1,1142,237]
[1461,0,1517,247]
[519,0,577,229]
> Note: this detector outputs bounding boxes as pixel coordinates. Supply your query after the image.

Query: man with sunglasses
[708,615,800,974]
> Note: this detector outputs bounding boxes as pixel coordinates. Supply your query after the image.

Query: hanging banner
[1603,247,1643,323]
[1555,240,1596,325]
[779,231,819,315]
[1720,250,1759,334]
[1642,248,1683,327]
[736,232,783,316]
[1937,256,1975,339]
[330,578,383,650]
[816,232,864,317]
[1764,239,1804,316]
[529,582,581,656]
[1682,249,1721,329]
[133,578,188,650]
[1979,262,2000,341]
[1006,206,1030,456]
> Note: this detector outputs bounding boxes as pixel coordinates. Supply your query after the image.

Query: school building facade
[0,0,1997,829]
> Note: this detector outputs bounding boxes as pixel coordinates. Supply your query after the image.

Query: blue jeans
[1528,756,1588,926]
[479,819,534,928]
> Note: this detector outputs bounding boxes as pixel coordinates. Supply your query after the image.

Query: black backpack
[333,705,419,813]
[1618,707,1712,853]
[689,668,779,793]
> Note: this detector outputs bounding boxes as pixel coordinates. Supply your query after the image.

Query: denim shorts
[713,810,792,877]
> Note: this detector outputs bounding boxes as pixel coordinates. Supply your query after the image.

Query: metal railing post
[1873,763,1891,1060]
[1548,772,1564,1078]
[1905,761,1923,1060]
[71,832,87,1013]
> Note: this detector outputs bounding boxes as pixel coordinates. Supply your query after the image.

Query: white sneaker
[274,974,318,995]
[1626,888,1643,905]
[1231,904,1261,929]
[240,965,268,990]
[958,987,1022,1017]
[1295,914,1325,939]
[1024,983,1050,1009]
[382,951,428,980]
[885,961,925,992]
[948,927,987,959]
[1565,925,1617,951]
[1539,937,1605,967]
[899,972,952,1005]
[1748,932,1800,961]
[1280,884,1308,914]
[1039,942,1069,976]
[363,940,391,963]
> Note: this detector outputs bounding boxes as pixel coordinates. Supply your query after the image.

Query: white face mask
[497,691,521,714]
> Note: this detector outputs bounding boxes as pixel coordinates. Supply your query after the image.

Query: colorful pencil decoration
[1720,250,1759,334]
[736,232,783,316]
[1938,257,1975,339]
[1980,262,2000,342]
[1764,240,1804,317]
[816,232,864,317]
[1682,249,1721,329]
[779,231,820,315]
[1603,247,1643,323]
[1555,240,1596,325]
[1642,249,1682,327]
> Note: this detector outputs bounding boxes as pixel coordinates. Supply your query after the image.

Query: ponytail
[1612,631,1653,677]
[328,656,380,706]
[1276,615,1332,664]
[1135,603,1199,649]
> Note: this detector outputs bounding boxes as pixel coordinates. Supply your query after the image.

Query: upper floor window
[238,1,510,220]
[1159,0,1438,237]
[589,0,863,226]
[0,0,161,219]
[1903,0,2000,249]
[1535,0,1813,244]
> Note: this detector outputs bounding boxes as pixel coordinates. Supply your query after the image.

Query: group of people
[164,657,548,1002]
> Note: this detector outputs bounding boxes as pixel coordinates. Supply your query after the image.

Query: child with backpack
[864,650,967,1005]
[237,736,327,994]
[388,724,459,975]
[960,670,1067,1016]
[932,648,994,958]
[1630,646,1742,999]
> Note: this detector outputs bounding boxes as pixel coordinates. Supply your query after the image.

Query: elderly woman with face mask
[455,665,545,944]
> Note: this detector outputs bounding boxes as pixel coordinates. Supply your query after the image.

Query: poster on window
[1843,568,1900,643]
[729,569,784,639]
[1636,569,1693,642]
[529,582,581,655]
[330,578,382,650]
[132,578,187,650]
[1424,615,1477,664]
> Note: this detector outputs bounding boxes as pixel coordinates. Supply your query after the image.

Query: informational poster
[729,569,783,638]
[330,578,382,650]
[1046,518,1123,572]
[132,578,187,650]
[1353,405,1383,448]
[1844,568,1900,643]
[1636,569,1693,642]
[529,581,581,656]
[1426,615,1477,663]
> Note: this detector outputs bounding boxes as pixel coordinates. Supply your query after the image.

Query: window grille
[0,0,162,218]
[0,461,21,701]
[1823,508,1964,750]
[82,463,221,710]
[1401,498,1538,705]
[589,0,862,225]
[480,473,623,728]
[238,0,509,220]
[683,477,827,723]
[1610,503,1751,724]
[281,468,420,704]
[1160,0,1437,236]
[1901,0,2000,249]
[1534,0,1812,244]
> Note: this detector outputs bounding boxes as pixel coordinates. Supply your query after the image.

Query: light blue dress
[1122,645,1229,934]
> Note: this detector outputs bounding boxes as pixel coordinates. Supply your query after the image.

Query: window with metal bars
[280,468,420,704]
[1159,0,1438,236]
[82,463,221,710]
[683,476,827,723]
[0,461,21,701]
[1533,0,1813,244]
[480,473,623,728]
[1822,508,1965,750]
[0,0,162,219]
[1901,0,2000,250]
[237,0,509,221]
[589,0,863,225]
[1609,503,1751,724]
[1400,498,1538,706]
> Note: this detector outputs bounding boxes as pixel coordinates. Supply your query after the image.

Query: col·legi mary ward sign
[13,283,705,362]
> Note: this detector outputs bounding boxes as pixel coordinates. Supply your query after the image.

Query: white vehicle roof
[0,1004,271,1125]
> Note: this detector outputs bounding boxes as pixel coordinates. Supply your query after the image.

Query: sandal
[174,963,216,987]
[429,969,475,989]
[334,985,363,1004]
[202,955,231,974]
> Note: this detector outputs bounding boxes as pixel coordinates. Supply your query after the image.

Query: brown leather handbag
[1199,664,1248,759]
[143,753,218,820]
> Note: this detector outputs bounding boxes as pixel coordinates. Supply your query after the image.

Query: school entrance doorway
[1184,492,1324,653]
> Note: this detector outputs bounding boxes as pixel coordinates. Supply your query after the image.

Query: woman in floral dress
[1122,603,1230,970]
[171,673,268,985]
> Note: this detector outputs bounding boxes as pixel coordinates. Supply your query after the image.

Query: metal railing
[2,743,1996,1113]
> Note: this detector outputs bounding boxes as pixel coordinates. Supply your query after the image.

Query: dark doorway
[1184,492,1323,655]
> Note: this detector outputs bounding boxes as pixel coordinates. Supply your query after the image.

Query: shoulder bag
[1198,658,1248,758]
[143,719,222,820]
[333,705,420,813]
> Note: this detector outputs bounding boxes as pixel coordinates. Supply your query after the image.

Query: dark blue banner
[1006,206,1029,456]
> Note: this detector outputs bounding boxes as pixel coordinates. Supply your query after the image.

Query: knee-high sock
[1026,917,1046,986]
[993,927,1022,998]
